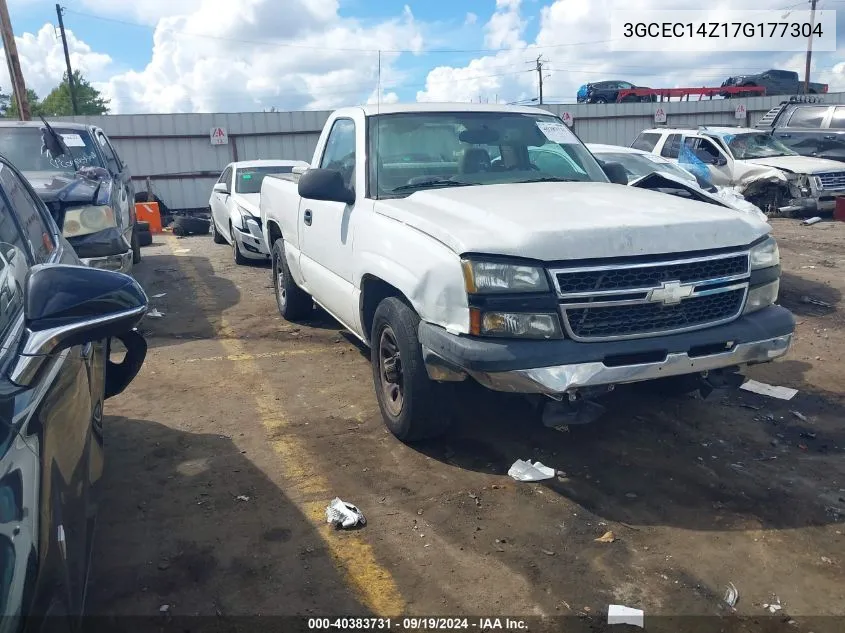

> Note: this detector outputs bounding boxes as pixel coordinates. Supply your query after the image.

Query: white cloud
[465,12,478,26]
[0,24,113,100]
[417,0,845,104]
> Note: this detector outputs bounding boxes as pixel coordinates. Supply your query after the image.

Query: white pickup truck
[260,104,795,442]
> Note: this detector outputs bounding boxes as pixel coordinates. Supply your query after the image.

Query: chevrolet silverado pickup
[260,104,795,442]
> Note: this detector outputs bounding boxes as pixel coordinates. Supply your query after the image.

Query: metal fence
[51,92,844,212]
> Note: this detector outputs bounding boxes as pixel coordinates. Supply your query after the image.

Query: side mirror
[298,168,355,205]
[601,161,629,185]
[10,264,148,387]
[213,182,229,194]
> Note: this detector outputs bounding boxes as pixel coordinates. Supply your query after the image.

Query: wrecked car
[260,103,794,443]
[586,143,766,220]
[635,126,845,216]
[0,120,139,272]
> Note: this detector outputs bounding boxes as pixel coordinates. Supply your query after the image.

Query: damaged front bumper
[68,227,133,273]
[418,306,795,396]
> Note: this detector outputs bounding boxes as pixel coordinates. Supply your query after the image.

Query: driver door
[211,166,233,241]
[299,117,360,329]
[682,136,733,186]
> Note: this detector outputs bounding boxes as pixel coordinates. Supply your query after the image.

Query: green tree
[40,71,109,116]
[6,88,42,118]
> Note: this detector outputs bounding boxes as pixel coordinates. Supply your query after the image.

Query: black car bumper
[67,228,133,273]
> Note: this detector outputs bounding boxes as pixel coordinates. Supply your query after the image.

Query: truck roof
[0,120,91,131]
[341,103,557,117]
[230,159,308,169]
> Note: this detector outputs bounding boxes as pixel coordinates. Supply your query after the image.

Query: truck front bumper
[80,249,133,273]
[418,305,795,396]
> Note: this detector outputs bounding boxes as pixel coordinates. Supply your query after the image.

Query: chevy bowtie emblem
[647,280,694,305]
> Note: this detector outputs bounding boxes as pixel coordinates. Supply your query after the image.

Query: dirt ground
[87,218,845,629]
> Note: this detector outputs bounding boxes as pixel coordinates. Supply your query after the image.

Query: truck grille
[817,172,845,191]
[550,252,750,342]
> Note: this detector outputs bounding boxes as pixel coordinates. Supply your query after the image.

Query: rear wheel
[370,297,453,441]
[271,238,312,320]
[594,97,608,104]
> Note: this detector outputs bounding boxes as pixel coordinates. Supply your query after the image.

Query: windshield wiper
[515,176,580,183]
[391,179,473,192]
[39,115,78,171]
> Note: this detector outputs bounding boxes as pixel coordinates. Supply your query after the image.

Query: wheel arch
[359,275,412,346]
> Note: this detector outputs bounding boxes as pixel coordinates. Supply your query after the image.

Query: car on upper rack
[576,80,656,104]
[0,153,148,631]
[259,102,794,443]
[209,159,308,265]
[585,143,767,220]
[719,69,828,98]
[0,120,140,274]
[755,98,845,164]
[633,126,845,216]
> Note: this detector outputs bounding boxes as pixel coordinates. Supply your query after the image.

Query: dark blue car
[0,121,139,274]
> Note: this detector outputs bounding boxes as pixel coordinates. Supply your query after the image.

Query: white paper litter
[152,293,167,298]
[325,497,366,528]
[60,133,86,147]
[608,604,644,628]
[508,459,556,482]
[147,308,164,318]
[174,248,191,254]
[802,216,822,226]
[236,495,250,502]
[740,379,797,401]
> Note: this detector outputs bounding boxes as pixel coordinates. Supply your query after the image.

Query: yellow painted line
[182,347,331,364]
[163,235,404,616]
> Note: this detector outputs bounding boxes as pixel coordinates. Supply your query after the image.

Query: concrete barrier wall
[51,92,844,211]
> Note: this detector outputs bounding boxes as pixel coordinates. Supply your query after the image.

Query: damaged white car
[586,143,766,220]
[635,126,845,216]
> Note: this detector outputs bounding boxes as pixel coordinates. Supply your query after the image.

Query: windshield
[594,151,697,184]
[235,166,294,194]
[369,112,608,198]
[722,133,798,160]
[0,127,103,173]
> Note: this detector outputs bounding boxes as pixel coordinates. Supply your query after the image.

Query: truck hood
[24,171,100,205]
[375,181,769,261]
[744,155,845,175]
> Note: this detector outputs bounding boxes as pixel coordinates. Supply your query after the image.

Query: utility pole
[804,0,818,95]
[535,55,545,105]
[0,0,31,120]
[56,4,78,114]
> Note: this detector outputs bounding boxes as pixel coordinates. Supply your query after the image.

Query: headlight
[743,280,780,315]
[237,206,255,230]
[749,237,779,270]
[470,310,562,339]
[461,259,549,294]
[62,205,116,238]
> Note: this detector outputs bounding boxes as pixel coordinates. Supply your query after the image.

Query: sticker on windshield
[536,122,579,145]
[241,173,253,179]
[60,133,86,147]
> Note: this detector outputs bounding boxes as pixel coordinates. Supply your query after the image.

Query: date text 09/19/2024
[307,618,529,630]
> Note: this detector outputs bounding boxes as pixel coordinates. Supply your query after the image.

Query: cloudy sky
[3,0,845,114]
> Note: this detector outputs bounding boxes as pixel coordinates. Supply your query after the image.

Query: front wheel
[131,228,141,264]
[370,297,453,442]
[231,225,248,265]
[211,217,226,244]
[271,238,312,320]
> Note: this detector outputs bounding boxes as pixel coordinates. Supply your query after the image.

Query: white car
[586,143,767,220]
[633,126,845,215]
[260,103,794,443]
[209,159,308,264]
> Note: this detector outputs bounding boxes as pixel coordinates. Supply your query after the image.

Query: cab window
[660,134,682,158]
[0,190,31,344]
[320,119,356,190]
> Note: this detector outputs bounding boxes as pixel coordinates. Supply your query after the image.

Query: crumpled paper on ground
[325,497,366,528]
[508,459,555,482]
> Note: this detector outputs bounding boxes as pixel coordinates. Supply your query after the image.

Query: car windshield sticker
[241,173,253,179]
[536,122,579,145]
[60,133,86,147]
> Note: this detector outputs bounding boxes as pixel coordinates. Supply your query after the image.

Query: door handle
[304,209,313,226]
[823,135,835,140]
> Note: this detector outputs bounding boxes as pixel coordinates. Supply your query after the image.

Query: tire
[370,297,453,442]
[138,231,153,247]
[136,221,150,233]
[594,97,608,104]
[131,229,142,264]
[211,217,226,244]
[172,216,210,235]
[271,238,312,320]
